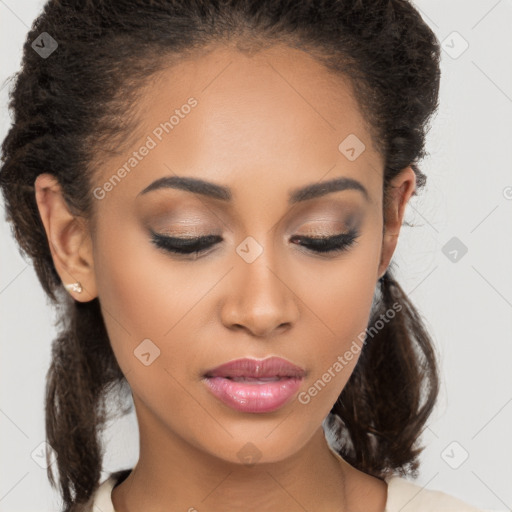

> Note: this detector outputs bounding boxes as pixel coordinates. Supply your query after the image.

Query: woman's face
[74,44,413,464]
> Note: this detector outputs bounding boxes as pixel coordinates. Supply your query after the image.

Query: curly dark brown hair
[0,0,441,510]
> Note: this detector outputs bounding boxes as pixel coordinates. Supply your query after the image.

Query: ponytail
[45,297,129,511]
[327,268,440,480]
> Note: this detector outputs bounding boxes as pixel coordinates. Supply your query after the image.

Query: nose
[219,248,300,338]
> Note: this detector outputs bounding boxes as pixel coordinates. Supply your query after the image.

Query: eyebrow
[137,175,369,204]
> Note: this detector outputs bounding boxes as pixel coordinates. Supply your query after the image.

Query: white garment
[86,444,484,512]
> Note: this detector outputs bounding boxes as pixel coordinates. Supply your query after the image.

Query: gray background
[1,0,511,510]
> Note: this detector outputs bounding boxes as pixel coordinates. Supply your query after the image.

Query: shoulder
[84,469,131,512]
[384,476,485,512]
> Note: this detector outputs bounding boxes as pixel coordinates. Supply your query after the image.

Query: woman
[0,0,483,511]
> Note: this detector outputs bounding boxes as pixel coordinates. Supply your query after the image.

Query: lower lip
[204,376,303,413]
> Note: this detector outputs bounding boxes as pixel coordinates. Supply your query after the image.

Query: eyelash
[150,229,359,258]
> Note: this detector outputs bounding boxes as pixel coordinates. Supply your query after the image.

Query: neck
[111,422,351,512]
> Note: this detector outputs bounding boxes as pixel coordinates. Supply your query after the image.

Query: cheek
[91,224,210,427]
[91,215,198,371]
[300,244,380,341]
[294,237,380,392]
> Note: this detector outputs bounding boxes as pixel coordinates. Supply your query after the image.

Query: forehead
[93,43,383,210]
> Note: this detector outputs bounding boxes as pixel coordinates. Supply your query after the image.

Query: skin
[35,43,416,512]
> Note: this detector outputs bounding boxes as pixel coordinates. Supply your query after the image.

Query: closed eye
[290,231,359,254]
[149,229,359,258]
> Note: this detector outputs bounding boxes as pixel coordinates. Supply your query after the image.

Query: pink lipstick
[203,356,305,413]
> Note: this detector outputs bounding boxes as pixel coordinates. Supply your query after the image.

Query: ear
[34,173,97,302]
[377,166,417,280]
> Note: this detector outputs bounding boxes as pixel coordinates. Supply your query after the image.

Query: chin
[197,426,315,467]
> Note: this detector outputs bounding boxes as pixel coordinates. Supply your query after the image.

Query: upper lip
[203,356,306,379]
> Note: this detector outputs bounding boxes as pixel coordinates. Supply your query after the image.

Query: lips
[203,357,306,413]
[203,356,306,379]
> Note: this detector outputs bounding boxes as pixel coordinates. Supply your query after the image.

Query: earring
[64,282,83,293]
